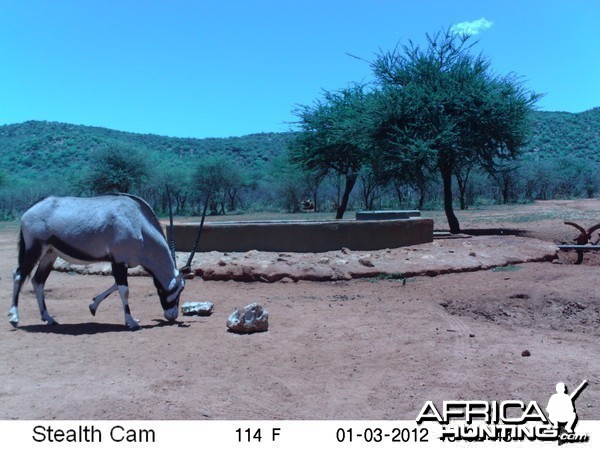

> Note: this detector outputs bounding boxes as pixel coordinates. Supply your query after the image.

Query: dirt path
[0,200,598,420]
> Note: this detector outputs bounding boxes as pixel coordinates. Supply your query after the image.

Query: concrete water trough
[170,214,433,253]
[356,210,421,220]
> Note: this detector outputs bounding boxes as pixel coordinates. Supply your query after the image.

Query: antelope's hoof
[126,319,141,331]
[89,305,97,316]
[8,308,19,327]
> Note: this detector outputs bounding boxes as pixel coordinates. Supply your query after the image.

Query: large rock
[227,303,269,333]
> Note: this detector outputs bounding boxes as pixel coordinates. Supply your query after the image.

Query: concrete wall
[170,218,434,253]
[356,210,421,220]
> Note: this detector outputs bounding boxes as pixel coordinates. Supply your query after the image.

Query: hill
[2,108,599,179]
[524,108,600,162]
[0,120,296,179]
[1,108,599,217]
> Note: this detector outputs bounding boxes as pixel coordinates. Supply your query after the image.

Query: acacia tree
[372,29,540,232]
[291,84,376,219]
[88,144,148,194]
[193,155,247,215]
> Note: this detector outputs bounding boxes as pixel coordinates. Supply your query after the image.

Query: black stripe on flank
[48,235,108,263]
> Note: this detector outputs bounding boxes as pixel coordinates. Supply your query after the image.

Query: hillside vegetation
[526,109,600,162]
[1,107,599,219]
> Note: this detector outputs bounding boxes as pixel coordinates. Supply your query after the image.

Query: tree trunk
[393,180,404,205]
[417,186,425,210]
[455,172,468,210]
[441,167,461,233]
[336,174,357,219]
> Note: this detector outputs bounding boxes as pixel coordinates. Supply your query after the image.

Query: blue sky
[1,0,598,138]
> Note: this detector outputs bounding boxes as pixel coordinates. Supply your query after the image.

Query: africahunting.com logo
[416,380,589,444]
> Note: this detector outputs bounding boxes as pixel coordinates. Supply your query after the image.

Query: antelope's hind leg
[9,239,44,327]
[8,270,24,327]
[32,251,59,325]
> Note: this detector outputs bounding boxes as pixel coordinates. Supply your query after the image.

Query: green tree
[88,144,149,194]
[193,155,247,215]
[372,29,540,232]
[291,84,376,219]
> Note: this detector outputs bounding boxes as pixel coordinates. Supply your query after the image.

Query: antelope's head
[162,189,209,322]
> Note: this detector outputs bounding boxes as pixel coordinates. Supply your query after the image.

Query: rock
[358,257,374,267]
[227,303,269,333]
[521,349,531,357]
[244,250,260,258]
[279,277,295,284]
[181,302,214,316]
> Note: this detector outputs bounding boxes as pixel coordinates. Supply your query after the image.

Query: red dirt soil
[0,199,598,420]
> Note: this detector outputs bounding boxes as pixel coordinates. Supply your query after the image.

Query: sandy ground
[0,199,598,420]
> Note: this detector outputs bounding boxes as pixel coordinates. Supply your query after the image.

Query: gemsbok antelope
[7,193,201,330]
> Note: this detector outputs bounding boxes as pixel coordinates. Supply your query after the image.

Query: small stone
[341,247,351,255]
[181,302,214,316]
[227,303,269,333]
[521,350,531,357]
[244,250,259,258]
[469,252,477,257]
[358,257,374,267]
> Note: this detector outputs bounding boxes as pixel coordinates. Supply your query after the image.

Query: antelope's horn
[564,221,588,244]
[182,192,210,272]
[166,186,177,265]
[586,222,600,236]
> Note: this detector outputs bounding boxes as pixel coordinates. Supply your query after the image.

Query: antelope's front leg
[89,284,119,316]
[112,263,140,330]
[118,285,140,330]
